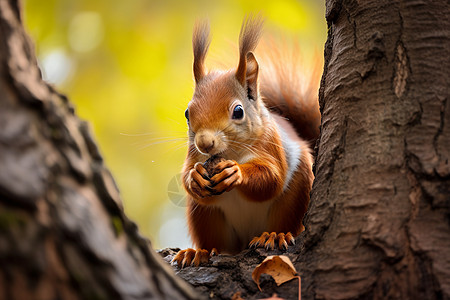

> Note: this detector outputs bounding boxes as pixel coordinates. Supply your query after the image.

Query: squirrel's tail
[257,40,322,145]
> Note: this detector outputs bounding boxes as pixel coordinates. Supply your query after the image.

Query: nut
[203,155,226,177]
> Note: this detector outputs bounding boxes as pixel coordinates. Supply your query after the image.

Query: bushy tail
[256,40,322,145]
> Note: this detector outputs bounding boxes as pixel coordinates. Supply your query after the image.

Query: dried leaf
[258,293,285,300]
[252,255,298,291]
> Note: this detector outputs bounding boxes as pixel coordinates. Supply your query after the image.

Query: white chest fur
[214,190,273,244]
[212,117,302,246]
[277,124,301,191]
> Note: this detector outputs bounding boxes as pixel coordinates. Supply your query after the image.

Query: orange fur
[186,202,230,251]
[257,40,322,144]
[181,17,320,255]
[268,116,313,235]
[192,21,211,83]
[236,15,264,85]
[236,122,287,202]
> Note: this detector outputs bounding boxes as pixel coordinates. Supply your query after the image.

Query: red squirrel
[173,16,321,267]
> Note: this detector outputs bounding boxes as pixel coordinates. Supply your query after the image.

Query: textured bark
[162,0,450,299]
[0,1,198,299]
[301,0,450,298]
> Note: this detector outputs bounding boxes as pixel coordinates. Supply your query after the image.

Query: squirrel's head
[185,16,267,158]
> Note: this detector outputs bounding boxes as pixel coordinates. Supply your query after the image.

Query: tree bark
[0,1,198,299]
[302,0,450,298]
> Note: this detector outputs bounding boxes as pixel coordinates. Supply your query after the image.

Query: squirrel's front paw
[249,232,295,251]
[209,160,243,194]
[187,162,214,199]
[172,248,218,268]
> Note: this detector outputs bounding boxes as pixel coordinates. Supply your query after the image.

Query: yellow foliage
[23,0,326,249]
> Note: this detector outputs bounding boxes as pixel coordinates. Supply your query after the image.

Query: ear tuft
[235,15,264,86]
[193,20,211,83]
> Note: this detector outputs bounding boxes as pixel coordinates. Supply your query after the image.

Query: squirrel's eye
[232,105,244,120]
[184,108,189,121]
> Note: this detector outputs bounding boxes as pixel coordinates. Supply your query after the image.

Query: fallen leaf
[252,255,298,291]
[258,293,285,299]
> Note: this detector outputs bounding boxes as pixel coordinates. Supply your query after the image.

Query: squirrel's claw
[191,249,209,266]
[210,163,242,194]
[264,232,277,250]
[277,233,288,250]
[172,248,214,268]
[285,232,295,245]
[172,249,192,268]
[249,231,295,251]
[249,232,270,248]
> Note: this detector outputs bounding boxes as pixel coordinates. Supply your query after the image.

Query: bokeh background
[23,0,326,249]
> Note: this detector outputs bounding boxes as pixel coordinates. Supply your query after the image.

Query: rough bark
[163,0,450,299]
[0,1,198,299]
[302,0,450,298]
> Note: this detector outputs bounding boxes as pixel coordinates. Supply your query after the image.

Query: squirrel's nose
[195,132,215,154]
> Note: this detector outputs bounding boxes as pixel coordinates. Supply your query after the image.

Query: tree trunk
[301,0,450,298]
[0,1,198,299]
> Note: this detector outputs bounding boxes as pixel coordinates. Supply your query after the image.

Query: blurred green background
[23,0,326,249]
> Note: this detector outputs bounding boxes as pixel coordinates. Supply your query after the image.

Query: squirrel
[173,16,321,267]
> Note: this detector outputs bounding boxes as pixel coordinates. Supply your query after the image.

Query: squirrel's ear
[245,52,259,100]
[235,15,263,97]
[193,20,211,84]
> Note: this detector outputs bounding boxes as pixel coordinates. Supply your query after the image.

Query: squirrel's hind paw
[172,248,217,268]
[249,232,295,251]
